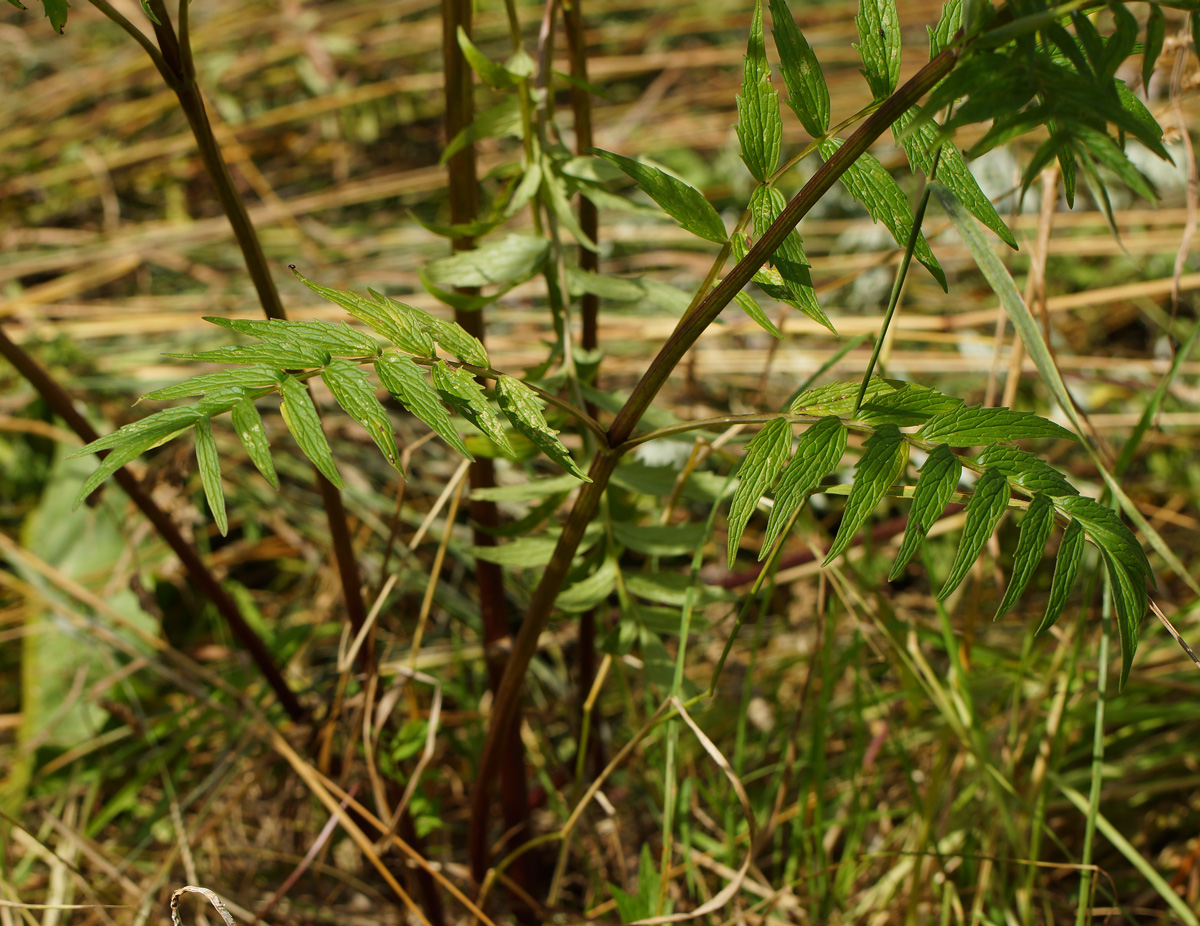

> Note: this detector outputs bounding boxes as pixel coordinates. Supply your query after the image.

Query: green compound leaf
[495,376,590,481]
[818,137,946,290]
[456,25,531,89]
[27,0,68,33]
[321,359,400,470]
[557,557,618,613]
[768,0,830,137]
[918,404,1077,445]
[168,342,327,368]
[193,416,228,537]
[72,410,200,508]
[977,445,1078,497]
[929,0,961,56]
[294,269,435,356]
[734,290,781,338]
[825,423,907,566]
[1037,517,1084,637]
[418,313,489,368]
[278,374,342,489]
[1144,3,1165,92]
[858,383,962,427]
[205,316,378,358]
[855,0,901,100]
[890,443,961,580]
[994,492,1055,620]
[1053,494,1153,586]
[750,184,809,267]
[761,415,846,557]
[937,465,1010,600]
[1102,547,1148,691]
[230,397,278,489]
[727,417,793,568]
[139,366,280,402]
[421,234,550,290]
[737,0,783,182]
[734,231,834,332]
[591,149,727,244]
[893,110,1016,249]
[375,353,473,459]
[431,361,515,458]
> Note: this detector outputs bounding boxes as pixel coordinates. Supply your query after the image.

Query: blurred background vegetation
[2,0,1200,922]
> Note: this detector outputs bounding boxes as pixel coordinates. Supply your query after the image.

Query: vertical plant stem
[442,0,532,901]
[0,324,305,722]
[1075,581,1111,926]
[467,45,961,876]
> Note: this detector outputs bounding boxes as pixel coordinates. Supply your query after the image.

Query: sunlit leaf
[204,316,378,358]
[734,290,781,338]
[139,366,279,402]
[727,417,793,567]
[918,404,1077,445]
[278,374,342,489]
[890,442,961,579]
[431,361,515,457]
[557,557,618,612]
[230,396,278,489]
[737,0,782,181]
[769,0,830,136]
[375,353,473,459]
[977,445,1078,497]
[322,359,400,470]
[1037,516,1084,636]
[591,149,727,244]
[1102,547,1147,691]
[854,0,901,100]
[193,416,228,537]
[824,423,907,565]
[495,375,589,480]
[421,234,549,290]
[1053,494,1152,585]
[761,415,846,556]
[937,465,1009,599]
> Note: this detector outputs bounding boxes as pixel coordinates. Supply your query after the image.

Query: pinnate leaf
[278,374,343,489]
[294,270,435,355]
[768,0,830,137]
[431,361,515,457]
[421,234,550,290]
[193,416,228,537]
[994,492,1055,619]
[978,445,1078,497]
[1144,4,1165,92]
[918,404,1077,445]
[854,0,901,100]
[205,316,378,358]
[761,415,845,557]
[737,0,782,182]
[727,417,793,567]
[1053,494,1152,586]
[1037,517,1084,637]
[140,366,280,402]
[890,443,961,579]
[858,383,962,427]
[818,138,947,290]
[824,424,907,565]
[230,397,278,489]
[419,313,489,367]
[322,359,400,469]
[1102,547,1147,691]
[495,376,589,481]
[938,465,1010,599]
[734,291,781,338]
[375,354,473,459]
[591,149,727,244]
[73,409,202,507]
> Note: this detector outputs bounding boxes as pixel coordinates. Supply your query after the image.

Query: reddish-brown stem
[468,45,962,879]
[0,324,306,722]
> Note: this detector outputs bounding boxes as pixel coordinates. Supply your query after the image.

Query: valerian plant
[25,0,1194,895]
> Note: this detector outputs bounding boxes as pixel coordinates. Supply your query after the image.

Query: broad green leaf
[364,290,438,356]
[457,25,526,89]
[293,270,430,354]
[792,377,898,416]
[139,366,279,402]
[761,415,845,556]
[470,536,559,567]
[495,376,589,481]
[750,185,809,268]
[470,474,579,503]
[1037,517,1084,636]
[567,268,650,302]
[73,415,197,507]
[431,361,515,457]
[854,0,900,100]
[591,149,727,244]
[977,445,1077,497]
[734,290,781,338]
[737,0,782,182]
[1101,547,1147,690]
[818,137,946,290]
[418,313,489,367]
[193,416,228,537]
[937,465,1009,599]
[994,492,1054,619]
[727,417,793,567]
[278,374,342,489]
[375,353,473,459]
[1144,4,1165,91]
[824,424,907,565]
[918,404,1077,445]
[768,0,830,136]
[321,359,399,469]
[893,110,1016,248]
[612,521,708,557]
[890,443,961,579]
[230,397,278,489]
[541,158,598,251]
[205,316,378,358]
[32,0,68,32]
[1053,494,1152,584]
[858,383,962,427]
[929,0,961,56]
[624,571,732,608]
[557,557,618,612]
[442,97,522,163]
[167,342,326,368]
[745,187,837,328]
[421,234,549,291]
